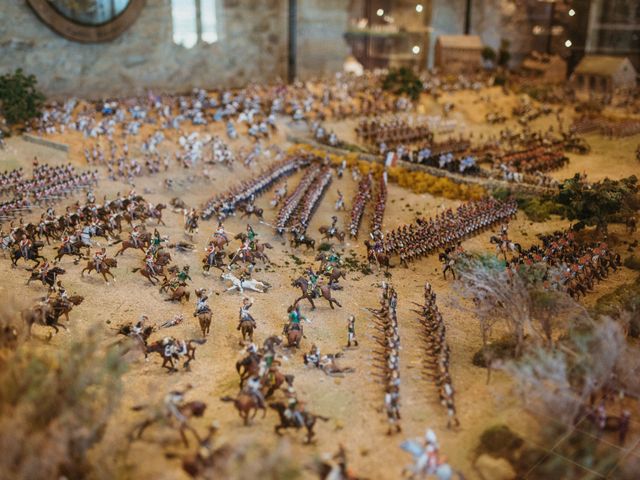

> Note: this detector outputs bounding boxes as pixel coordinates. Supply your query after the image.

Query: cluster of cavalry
[506,229,622,300]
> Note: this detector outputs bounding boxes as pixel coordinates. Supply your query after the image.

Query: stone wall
[0,0,288,98]
[296,0,350,80]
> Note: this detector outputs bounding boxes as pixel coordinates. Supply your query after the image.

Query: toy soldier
[19,236,32,259]
[176,265,191,284]
[347,315,358,347]
[131,225,142,248]
[94,247,107,273]
[284,379,304,427]
[243,374,265,409]
[246,224,257,249]
[145,252,156,275]
[194,288,210,317]
[237,297,256,330]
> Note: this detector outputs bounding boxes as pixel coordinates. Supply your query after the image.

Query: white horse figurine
[221,272,270,293]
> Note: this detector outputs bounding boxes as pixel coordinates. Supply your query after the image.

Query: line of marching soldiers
[370,282,402,434]
[415,283,459,429]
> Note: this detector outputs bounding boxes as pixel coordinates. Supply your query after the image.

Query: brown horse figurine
[239,319,255,343]
[82,257,117,283]
[165,286,191,303]
[146,338,206,372]
[269,401,329,444]
[220,393,266,425]
[198,310,212,337]
[132,263,165,285]
[319,225,345,243]
[364,240,391,271]
[114,232,151,256]
[292,277,342,310]
[236,353,260,387]
[130,400,206,447]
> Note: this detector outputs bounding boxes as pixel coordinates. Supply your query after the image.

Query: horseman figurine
[246,224,257,250]
[305,267,321,297]
[237,297,256,330]
[243,374,266,409]
[284,379,305,427]
[145,253,156,276]
[214,222,228,242]
[19,237,32,259]
[193,288,210,317]
[329,215,338,236]
[94,247,107,273]
[176,265,192,285]
[284,304,305,336]
[39,260,51,284]
[149,228,165,254]
[130,225,142,248]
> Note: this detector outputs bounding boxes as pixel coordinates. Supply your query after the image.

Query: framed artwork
[27,0,146,43]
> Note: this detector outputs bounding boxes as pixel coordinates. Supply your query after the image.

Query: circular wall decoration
[27,0,146,43]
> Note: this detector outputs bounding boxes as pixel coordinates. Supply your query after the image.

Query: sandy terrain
[0,86,639,480]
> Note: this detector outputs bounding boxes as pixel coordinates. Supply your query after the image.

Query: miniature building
[571,55,637,99]
[434,35,483,74]
[521,52,567,83]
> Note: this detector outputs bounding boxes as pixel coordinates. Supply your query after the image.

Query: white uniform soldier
[347,315,358,347]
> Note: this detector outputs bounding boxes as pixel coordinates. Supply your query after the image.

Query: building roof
[574,55,634,76]
[436,35,483,50]
[522,54,565,72]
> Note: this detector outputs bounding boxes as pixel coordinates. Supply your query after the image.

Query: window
[200,0,218,44]
[171,0,218,49]
[49,0,132,26]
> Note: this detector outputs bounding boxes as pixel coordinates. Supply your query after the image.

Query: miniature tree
[0,69,45,126]
[497,39,511,68]
[481,46,497,68]
[556,174,640,234]
[453,255,585,359]
[381,67,423,101]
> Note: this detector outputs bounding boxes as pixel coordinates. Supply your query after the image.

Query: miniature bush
[381,67,423,100]
[0,69,45,126]
[518,196,565,222]
[592,276,640,337]
[472,336,518,367]
[289,145,488,201]
[0,329,127,478]
[476,424,523,461]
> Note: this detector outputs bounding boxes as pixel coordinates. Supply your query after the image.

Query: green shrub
[0,69,45,126]
[381,67,423,101]
[518,196,564,222]
[592,276,640,337]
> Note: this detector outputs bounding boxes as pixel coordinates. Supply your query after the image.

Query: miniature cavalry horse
[146,338,206,372]
[292,277,342,310]
[81,257,117,283]
[269,401,329,443]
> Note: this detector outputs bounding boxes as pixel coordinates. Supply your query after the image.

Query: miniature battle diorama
[0,1,639,479]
